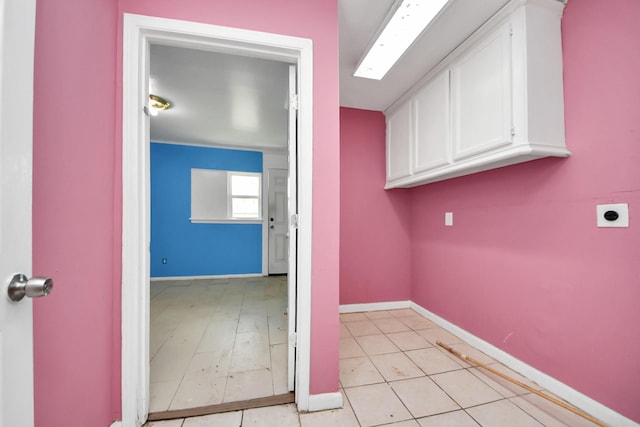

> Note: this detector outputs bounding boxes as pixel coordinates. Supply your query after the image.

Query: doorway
[146,45,292,413]
[122,14,314,427]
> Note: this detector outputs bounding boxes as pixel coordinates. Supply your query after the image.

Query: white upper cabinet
[452,20,513,160]
[385,0,569,189]
[414,70,450,173]
[386,100,412,181]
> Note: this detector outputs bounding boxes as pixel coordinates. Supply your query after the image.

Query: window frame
[227,171,262,220]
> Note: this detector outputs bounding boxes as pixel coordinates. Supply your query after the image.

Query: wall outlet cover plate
[596,203,629,228]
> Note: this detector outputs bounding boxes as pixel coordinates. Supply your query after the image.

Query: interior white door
[268,169,289,275]
[286,64,297,392]
[0,0,38,426]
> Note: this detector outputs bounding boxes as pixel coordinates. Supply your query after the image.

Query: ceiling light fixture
[148,94,171,116]
[353,0,450,80]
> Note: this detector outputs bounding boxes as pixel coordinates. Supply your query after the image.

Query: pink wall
[32,0,119,426]
[32,0,339,425]
[340,108,411,304]
[409,0,640,421]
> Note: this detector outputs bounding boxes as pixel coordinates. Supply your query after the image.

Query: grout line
[341,309,596,427]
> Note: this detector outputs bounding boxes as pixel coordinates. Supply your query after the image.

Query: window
[228,172,261,219]
[191,168,262,222]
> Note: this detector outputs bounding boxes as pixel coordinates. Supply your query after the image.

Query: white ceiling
[149,0,510,149]
[149,45,290,150]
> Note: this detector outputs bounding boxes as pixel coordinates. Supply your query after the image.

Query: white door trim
[122,14,314,426]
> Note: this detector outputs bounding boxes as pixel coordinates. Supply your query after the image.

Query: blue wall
[150,142,263,277]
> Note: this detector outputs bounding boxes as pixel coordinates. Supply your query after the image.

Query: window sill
[190,218,263,224]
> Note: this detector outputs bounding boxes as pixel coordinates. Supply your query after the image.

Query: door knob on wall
[7,273,53,302]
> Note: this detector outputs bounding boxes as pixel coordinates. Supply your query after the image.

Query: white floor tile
[371,317,412,333]
[431,370,504,408]
[466,399,545,427]
[145,420,184,427]
[390,377,459,418]
[386,331,432,351]
[270,343,289,395]
[229,332,271,373]
[354,334,400,355]
[509,393,602,427]
[339,337,366,359]
[268,313,288,345]
[224,369,274,402]
[345,383,413,427]
[417,328,463,346]
[169,375,227,410]
[238,313,269,334]
[299,397,359,427]
[417,410,480,427]
[339,356,385,388]
[344,320,383,337]
[182,411,243,427]
[369,352,425,382]
[150,344,194,382]
[468,364,540,398]
[149,380,181,413]
[242,403,300,426]
[405,347,465,375]
[196,319,238,354]
[183,351,232,381]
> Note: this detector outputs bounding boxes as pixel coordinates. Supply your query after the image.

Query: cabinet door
[386,100,412,182]
[414,70,450,173]
[452,21,513,160]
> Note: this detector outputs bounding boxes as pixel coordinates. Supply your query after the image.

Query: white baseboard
[109,422,122,427]
[307,391,343,412]
[410,302,640,427]
[150,273,264,281]
[339,300,411,313]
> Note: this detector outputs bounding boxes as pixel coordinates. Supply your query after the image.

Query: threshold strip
[147,392,296,421]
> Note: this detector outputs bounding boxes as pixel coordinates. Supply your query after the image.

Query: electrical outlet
[162,258,167,264]
[596,203,629,228]
[445,212,453,226]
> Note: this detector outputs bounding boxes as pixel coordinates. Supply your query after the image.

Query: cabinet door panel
[414,70,450,173]
[386,101,412,181]
[452,21,512,160]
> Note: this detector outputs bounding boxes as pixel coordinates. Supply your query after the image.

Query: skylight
[354,0,449,80]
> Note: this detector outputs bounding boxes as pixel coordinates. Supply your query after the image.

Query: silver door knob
[7,274,53,302]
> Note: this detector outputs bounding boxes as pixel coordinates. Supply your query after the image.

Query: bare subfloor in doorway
[149,275,289,412]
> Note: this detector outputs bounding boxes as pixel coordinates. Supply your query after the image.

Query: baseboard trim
[307,391,343,412]
[150,273,264,281]
[410,302,640,427]
[339,301,411,313]
[109,422,122,427]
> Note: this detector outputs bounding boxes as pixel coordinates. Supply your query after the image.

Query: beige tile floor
[149,276,289,412]
[146,308,602,427]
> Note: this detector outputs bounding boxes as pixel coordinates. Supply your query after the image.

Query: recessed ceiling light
[149,94,171,116]
[354,0,449,80]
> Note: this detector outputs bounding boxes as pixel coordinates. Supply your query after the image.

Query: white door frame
[122,14,313,426]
